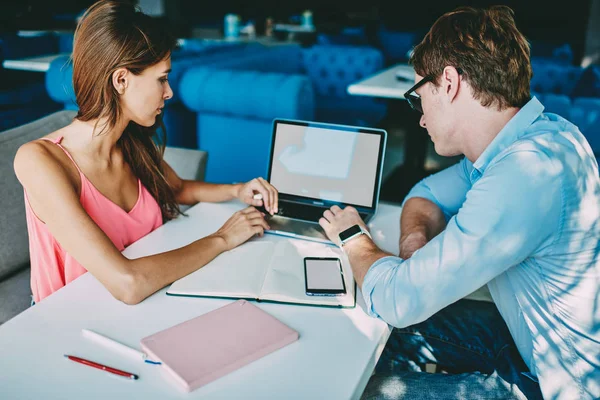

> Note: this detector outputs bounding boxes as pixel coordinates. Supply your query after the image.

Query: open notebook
[167,240,356,308]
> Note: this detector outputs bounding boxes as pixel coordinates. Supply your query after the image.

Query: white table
[347,64,415,99]
[2,53,69,72]
[0,201,404,400]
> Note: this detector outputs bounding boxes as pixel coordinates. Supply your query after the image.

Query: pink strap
[40,136,83,175]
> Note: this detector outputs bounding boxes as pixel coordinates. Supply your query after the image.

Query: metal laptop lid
[266,119,387,216]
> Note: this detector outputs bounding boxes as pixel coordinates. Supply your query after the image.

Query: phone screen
[304,257,346,296]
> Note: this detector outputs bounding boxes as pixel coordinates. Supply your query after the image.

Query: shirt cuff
[362,255,403,318]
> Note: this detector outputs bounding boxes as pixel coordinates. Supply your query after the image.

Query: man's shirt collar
[472,97,545,174]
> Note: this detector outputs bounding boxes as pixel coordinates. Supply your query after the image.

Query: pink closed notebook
[140,300,299,392]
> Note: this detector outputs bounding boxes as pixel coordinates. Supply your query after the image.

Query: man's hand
[236,177,278,215]
[399,231,428,259]
[319,205,369,247]
[319,205,389,287]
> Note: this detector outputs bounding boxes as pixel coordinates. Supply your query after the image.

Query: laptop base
[265,216,333,244]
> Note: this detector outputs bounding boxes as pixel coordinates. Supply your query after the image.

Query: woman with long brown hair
[14,0,278,305]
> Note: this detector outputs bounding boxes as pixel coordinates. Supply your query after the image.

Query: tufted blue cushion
[300,45,383,98]
[542,93,571,117]
[571,66,600,98]
[210,45,303,75]
[570,98,600,153]
[179,68,314,121]
[530,61,583,96]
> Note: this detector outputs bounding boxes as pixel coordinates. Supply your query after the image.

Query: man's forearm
[400,197,447,243]
[343,236,393,287]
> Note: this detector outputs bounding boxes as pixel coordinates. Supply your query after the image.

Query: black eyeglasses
[403,68,463,114]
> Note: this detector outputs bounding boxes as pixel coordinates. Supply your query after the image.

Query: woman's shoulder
[14,125,79,190]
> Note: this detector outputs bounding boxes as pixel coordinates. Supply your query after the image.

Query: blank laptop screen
[269,122,383,208]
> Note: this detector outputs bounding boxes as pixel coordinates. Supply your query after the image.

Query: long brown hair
[72,0,180,222]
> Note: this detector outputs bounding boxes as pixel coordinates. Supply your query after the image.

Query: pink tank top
[24,136,163,302]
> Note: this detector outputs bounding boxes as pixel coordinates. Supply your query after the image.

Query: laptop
[263,119,387,244]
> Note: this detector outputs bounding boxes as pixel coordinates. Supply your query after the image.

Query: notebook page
[259,240,355,307]
[167,241,274,298]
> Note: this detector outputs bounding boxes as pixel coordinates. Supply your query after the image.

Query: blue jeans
[361,299,543,400]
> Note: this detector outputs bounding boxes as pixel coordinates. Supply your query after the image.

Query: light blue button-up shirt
[362,97,600,399]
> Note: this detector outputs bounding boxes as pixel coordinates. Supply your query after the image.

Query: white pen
[253,193,263,200]
[81,329,161,365]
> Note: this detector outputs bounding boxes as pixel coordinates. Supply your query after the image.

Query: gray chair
[0,111,207,324]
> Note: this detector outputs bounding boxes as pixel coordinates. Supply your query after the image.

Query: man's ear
[441,66,461,103]
[112,68,129,95]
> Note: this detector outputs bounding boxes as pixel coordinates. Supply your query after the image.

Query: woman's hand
[236,177,279,215]
[213,207,270,251]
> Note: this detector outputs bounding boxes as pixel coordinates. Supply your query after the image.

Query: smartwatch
[338,224,372,247]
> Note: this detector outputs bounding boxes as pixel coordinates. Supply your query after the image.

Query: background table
[0,201,404,400]
[347,63,415,99]
[2,53,69,72]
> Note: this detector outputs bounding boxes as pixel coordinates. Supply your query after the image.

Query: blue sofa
[185,44,387,127]
[180,67,314,184]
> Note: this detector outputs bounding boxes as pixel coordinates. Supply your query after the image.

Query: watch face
[339,225,362,242]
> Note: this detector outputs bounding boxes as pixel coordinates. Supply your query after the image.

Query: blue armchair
[180,67,314,184]
[540,93,572,117]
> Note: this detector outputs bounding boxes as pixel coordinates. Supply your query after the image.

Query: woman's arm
[163,160,279,214]
[14,142,268,305]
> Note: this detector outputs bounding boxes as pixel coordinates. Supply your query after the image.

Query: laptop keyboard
[272,202,368,223]
[277,203,325,222]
